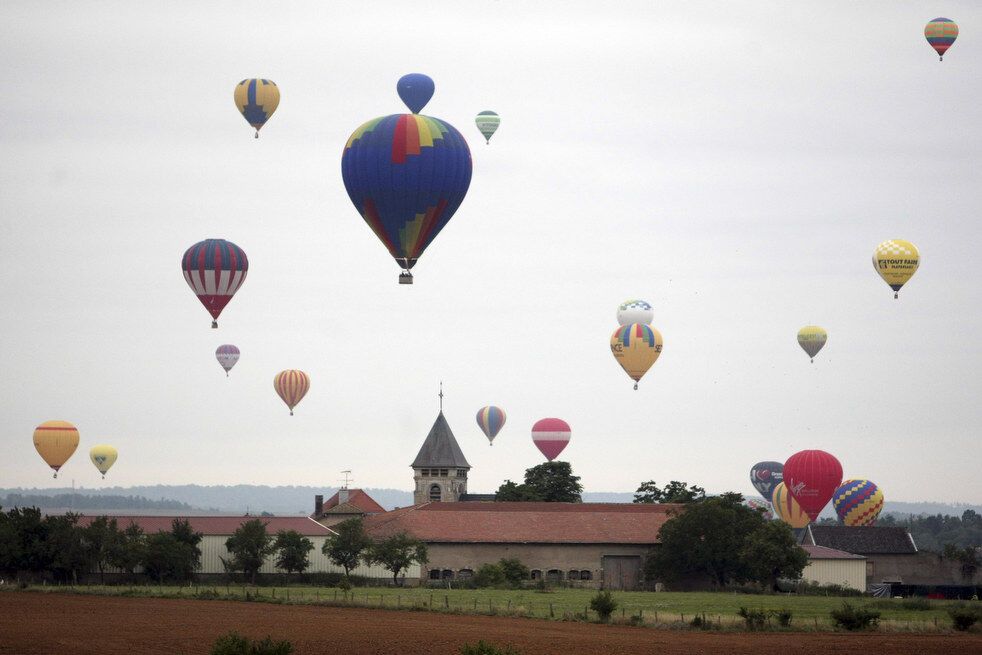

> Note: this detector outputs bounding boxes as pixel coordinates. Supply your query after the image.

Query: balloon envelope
[616,299,654,326]
[797,326,828,362]
[234,78,279,137]
[772,481,810,528]
[925,18,958,60]
[182,239,248,327]
[873,240,919,298]
[33,420,80,477]
[342,110,472,282]
[274,370,310,415]
[89,445,118,478]
[476,406,506,445]
[610,323,663,389]
[750,461,784,502]
[744,498,774,521]
[475,111,500,143]
[216,344,240,376]
[396,73,435,114]
[784,450,843,521]
[531,418,570,461]
[833,479,884,526]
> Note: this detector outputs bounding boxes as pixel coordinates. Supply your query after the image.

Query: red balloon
[531,418,571,462]
[784,450,843,521]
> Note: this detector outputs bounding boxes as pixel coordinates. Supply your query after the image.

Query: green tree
[143,519,203,583]
[498,558,530,587]
[273,530,314,578]
[645,494,806,589]
[497,462,582,503]
[367,532,428,586]
[0,507,52,577]
[109,523,146,575]
[633,480,706,503]
[44,513,91,583]
[942,544,980,581]
[224,519,275,584]
[83,516,124,584]
[473,563,506,588]
[323,518,372,577]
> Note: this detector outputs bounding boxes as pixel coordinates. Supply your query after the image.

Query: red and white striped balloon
[531,418,571,462]
[215,344,240,377]
[274,370,310,416]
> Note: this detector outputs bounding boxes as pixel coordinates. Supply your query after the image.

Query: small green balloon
[475,111,500,144]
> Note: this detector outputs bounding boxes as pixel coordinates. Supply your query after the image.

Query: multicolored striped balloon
[771,481,810,528]
[531,418,570,462]
[833,479,884,526]
[182,239,248,328]
[610,323,663,390]
[342,76,472,284]
[33,420,80,478]
[234,78,280,138]
[925,18,958,61]
[476,405,506,445]
[216,344,240,377]
[274,370,310,416]
[475,111,500,144]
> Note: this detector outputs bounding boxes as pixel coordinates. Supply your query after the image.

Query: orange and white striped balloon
[273,370,310,416]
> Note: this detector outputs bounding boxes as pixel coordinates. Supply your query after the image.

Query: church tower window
[429,484,442,502]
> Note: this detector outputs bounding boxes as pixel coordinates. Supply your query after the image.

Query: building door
[602,556,642,590]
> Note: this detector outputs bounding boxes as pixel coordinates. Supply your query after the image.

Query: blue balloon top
[397,73,435,114]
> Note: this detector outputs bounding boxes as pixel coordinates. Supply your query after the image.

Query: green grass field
[12,583,968,630]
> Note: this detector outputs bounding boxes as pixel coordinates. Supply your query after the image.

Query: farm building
[799,545,866,590]
[313,488,386,527]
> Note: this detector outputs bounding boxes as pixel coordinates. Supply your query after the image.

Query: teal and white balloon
[475,111,500,144]
[616,299,653,326]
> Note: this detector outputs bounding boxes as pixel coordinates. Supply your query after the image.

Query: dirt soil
[2,592,981,655]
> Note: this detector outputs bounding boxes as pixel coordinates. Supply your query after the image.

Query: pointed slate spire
[411,411,471,469]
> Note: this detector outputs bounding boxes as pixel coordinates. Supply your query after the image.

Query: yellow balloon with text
[873,240,919,299]
[610,323,663,390]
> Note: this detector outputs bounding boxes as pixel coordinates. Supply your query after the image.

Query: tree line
[1,493,193,510]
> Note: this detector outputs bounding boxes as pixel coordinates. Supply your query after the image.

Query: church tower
[411,408,471,504]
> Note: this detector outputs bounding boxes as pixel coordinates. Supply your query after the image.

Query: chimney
[314,494,323,517]
[339,488,349,504]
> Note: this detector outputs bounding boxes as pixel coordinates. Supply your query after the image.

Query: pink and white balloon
[531,418,571,462]
[216,344,240,377]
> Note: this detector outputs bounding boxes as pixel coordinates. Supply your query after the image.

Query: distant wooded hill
[0,493,192,511]
[1,486,978,518]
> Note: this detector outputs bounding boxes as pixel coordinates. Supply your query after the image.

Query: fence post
[430,593,433,608]
[550,603,554,618]
[445,595,449,609]
[474,598,478,610]
[489,599,493,613]
[286,588,290,600]
[272,587,276,598]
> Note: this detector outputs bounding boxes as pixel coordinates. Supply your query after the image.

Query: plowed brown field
[1,592,980,655]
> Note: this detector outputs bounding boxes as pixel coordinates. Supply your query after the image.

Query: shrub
[589,590,617,623]
[459,641,522,655]
[211,632,293,655]
[900,597,932,611]
[738,607,767,630]
[498,558,530,587]
[772,608,793,627]
[337,576,352,593]
[830,602,880,631]
[795,581,864,597]
[948,605,982,632]
[689,614,711,629]
[474,563,506,588]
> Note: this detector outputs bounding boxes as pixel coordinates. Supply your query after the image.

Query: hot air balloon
[531,418,570,462]
[616,299,654,327]
[216,344,240,377]
[610,323,663,390]
[771,481,810,528]
[925,18,958,61]
[833,479,884,526]
[750,461,784,502]
[476,405,506,445]
[797,326,828,363]
[182,239,248,328]
[475,111,500,144]
[234,78,280,138]
[873,240,919,299]
[89,445,118,479]
[341,74,473,284]
[33,420,80,478]
[784,450,843,521]
[274,369,310,416]
[744,498,774,521]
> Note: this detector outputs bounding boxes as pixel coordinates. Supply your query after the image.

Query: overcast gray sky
[2,1,980,503]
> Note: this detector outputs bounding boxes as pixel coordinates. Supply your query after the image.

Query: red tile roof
[76,515,335,536]
[321,489,385,515]
[802,545,865,560]
[363,502,680,544]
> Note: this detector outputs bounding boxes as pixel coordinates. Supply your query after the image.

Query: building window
[429,484,441,502]
[457,469,466,477]
[458,569,474,579]
[568,570,580,581]
[580,570,592,581]
[429,569,441,580]
[530,569,542,580]
[547,569,562,583]
[421,469,429,476]
[440,469,448,476]
[866,561,874,577]
[441,569,454,580]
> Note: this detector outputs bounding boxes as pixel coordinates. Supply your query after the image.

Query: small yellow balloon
[89,445,118,479]
[234,78,280,138]
[772,481,810,528]
[610,323,663,390]
[873,240,919,299]
[797,326,828,363]
[33,420,80,478]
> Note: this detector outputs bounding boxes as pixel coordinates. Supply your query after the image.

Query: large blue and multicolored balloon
[833,479,884,526]
[750,461,784,502]
[342,74,472,284]
[476,405,506,445]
